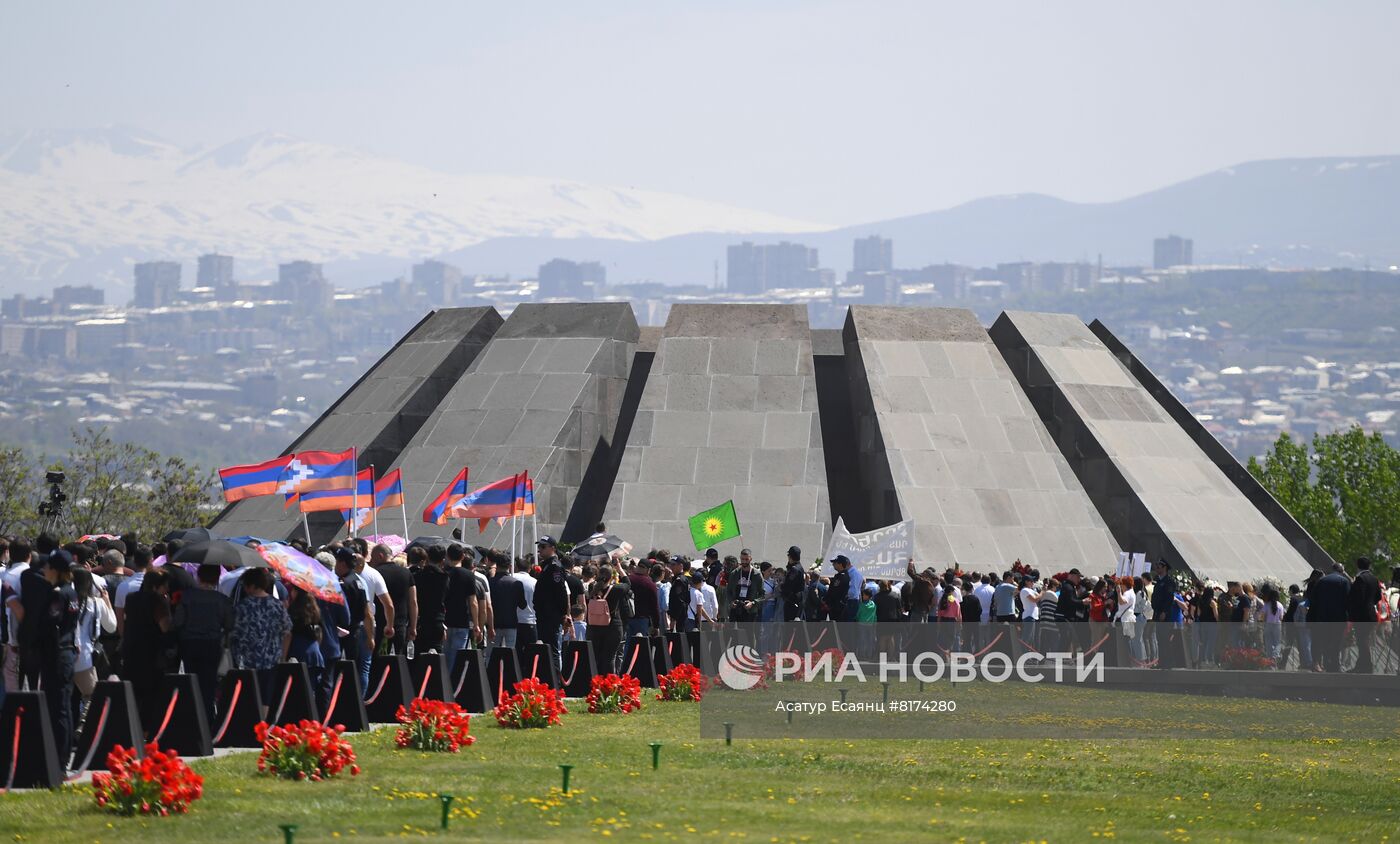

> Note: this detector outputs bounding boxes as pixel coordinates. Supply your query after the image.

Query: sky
[3,1,1399,226]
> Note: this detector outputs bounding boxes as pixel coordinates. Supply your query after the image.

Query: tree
[0,446,36,535]
[32,427,217,540]
[1249,427,1399,579]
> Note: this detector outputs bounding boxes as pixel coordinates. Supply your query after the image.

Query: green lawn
[1,698,1396,843]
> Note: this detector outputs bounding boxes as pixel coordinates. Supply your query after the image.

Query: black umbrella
[406,535,453,552]
[570,533,633,562]
[171,540,268,569]
[163,527,215,544]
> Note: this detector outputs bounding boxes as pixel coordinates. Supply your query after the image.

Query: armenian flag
[342,469,405,531]
[298,468,373,513]
[479,474,534,532]
[275,448,358,496]
[218,456,294,502]
[423,467,469,526]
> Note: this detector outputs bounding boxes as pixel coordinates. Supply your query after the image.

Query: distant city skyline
[3,2,1398,224]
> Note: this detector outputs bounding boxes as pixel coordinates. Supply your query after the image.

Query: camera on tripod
[38,470,67,523]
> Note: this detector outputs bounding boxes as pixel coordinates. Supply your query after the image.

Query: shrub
[92,743,203,817]
[395,698,476,752]
[255,720,360,780]
[493,678,567,728]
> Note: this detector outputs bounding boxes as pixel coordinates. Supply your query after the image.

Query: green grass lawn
[1,697,1397,843]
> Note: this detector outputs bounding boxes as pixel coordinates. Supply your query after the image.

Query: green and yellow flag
[688,500,740,551]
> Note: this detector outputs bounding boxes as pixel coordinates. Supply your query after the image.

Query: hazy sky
[4,1,1399,225]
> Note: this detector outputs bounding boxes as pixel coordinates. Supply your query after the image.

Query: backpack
[587,589,613,626]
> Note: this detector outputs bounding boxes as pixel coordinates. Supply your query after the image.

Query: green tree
[0,446,36,534]
[1249,426,1399,579]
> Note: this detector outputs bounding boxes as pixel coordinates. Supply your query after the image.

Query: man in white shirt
[974,575,996,624]
[1,539,32,693]
[512,558,538,645]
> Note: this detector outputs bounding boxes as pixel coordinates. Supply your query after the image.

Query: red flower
[254,720,360,781]
[92,742,203,817]
[394,698,476,752]
[493,678,567,729]
[586,674,643,714]
[656,663,708,702]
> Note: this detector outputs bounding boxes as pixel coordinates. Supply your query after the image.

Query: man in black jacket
[1346,557,1382,673]
[828,556,851,625]
[533,536,570,673]
[1309,563,1351,672]
[488,553,528,649]
[1150,561,1181,669]
[780,546,806,622]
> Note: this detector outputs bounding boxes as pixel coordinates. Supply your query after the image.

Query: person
[844,558,865,623]
[1309,563,1351,672]
[412,545,450,654]
[172,563,233,723]
[230,567,291,706]
[488,553,527,648]
[512,556,538,647]
[828,556,851,625]
[1037,577,1061,653]
[688,571,717,631]
[442,545,480,675]
[1113,576,1138,662]
[780,546,806,621]
[1149,562,1181,668]
[332,549,374,692]
[992,572,1018,624]
[960,580,983,647]
[1346,557,1382,673]
[2,538,34,693]
[665,556,690,632]
[1019,575,1041,649]
[532,536,570,673]
[468,552,494,648]
[905,562,937,622]
[285,583,327,704]
[1280,583,1311,671]
[1193,584,1218,667]
[934,578,960,651]
[113,546,154,636]
[372,545,414,654]
[727,554,762,622]
[1260,584,1285,664]
[120,566,174,732]
[804,570,827,622]
[585,565,628,674]
[626,560,661,639]
[72,566,116,719]
[32,551,81,764]
[568,604,587,642]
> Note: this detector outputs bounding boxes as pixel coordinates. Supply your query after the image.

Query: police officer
[36,550,81,764]
[532,536,570,674]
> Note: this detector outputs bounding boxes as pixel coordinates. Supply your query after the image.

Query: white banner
[820,517,914,580]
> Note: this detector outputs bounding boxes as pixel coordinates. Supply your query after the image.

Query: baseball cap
[334,547,357,564]
[689,572,704,583]
[536,535,557,547]
[704,548,718,558]
[829,554,851,566]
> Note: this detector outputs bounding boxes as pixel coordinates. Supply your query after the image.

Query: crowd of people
[2,522,1397,771]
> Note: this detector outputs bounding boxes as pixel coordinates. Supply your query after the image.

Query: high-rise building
[53,285,105,308]
[537,259,604,299]
[1153,235,1193,269]
[412,260,463,305]
[852,235,893,273]
[133,261,181,309]
[198,253,235,295]
[278,260,333,312]
[725,241,820,293]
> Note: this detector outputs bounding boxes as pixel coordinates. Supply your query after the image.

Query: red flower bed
[493,678,568,728]
[656,663,707,701]
[586,673,643,714]
[92,743,203,817]
[255,720,360,780]
[395,698,476,752]
[1220,646,1275,670]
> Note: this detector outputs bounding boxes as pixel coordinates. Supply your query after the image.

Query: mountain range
[1,126,1397,296]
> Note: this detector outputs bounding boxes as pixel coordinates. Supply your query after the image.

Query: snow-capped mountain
[0,127,827,293]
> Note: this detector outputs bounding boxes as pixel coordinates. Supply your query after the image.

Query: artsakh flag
[275,448,357,496]
[342,469,405,531]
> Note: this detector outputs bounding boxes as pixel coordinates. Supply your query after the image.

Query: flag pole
[401,475,410,542]
[303,512,312,546]
[350,450,360,540]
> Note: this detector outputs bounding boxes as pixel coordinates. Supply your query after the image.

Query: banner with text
[819,517,914,579]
